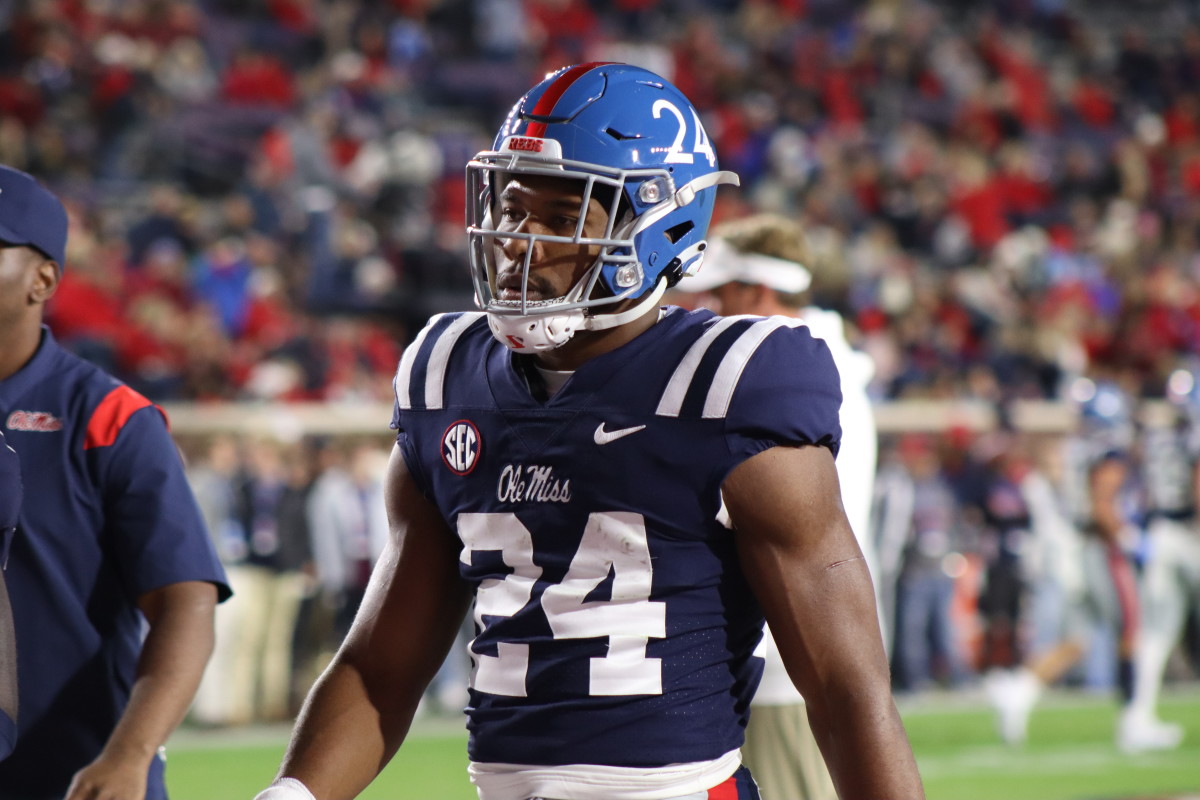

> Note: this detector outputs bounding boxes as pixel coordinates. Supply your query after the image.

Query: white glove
[254,777,317,800]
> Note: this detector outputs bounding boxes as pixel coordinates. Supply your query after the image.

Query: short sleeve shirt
[0,329,230,799]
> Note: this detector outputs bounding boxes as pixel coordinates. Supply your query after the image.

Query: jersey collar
[490,307,686,409]
[0,326,64,412]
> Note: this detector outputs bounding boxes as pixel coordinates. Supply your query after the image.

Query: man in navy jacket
[0,164,230,800]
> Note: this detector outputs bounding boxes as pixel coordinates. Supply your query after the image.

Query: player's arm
[725,444,925,800]
[66,579,218,800]
[265,443,472,800]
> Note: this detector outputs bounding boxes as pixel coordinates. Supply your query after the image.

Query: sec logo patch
[442,420,481,475]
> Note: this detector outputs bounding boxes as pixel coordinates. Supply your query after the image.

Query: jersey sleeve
[91,402,231,602]
[722,321,842,467]
[396,430,437,500]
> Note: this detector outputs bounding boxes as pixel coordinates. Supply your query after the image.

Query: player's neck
[0,320,42,383]
[761,299,803,319]
[533,306,661,371]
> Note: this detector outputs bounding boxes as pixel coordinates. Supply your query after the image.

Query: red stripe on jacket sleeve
[84,386,165,450]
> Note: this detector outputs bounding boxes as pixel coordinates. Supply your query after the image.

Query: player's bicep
[340,445,470,691]
[724,445,887,704]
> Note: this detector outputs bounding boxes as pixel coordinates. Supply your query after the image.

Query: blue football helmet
[466,62,740,351]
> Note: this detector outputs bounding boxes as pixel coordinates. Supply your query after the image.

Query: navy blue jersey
[0,329,230,800]
[391,307,841,769]
[1,430,20,762]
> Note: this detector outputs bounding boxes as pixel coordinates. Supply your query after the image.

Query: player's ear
[30,257,61,304]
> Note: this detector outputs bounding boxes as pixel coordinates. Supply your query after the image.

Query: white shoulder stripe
[395,313,447,410]
[701,316,805,419]
[655,315,757,418]
[394,313,486,410]
[424,312,486,409]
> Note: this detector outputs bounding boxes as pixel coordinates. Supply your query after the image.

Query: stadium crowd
[6,0,1200,405]
[3,0,1200,740]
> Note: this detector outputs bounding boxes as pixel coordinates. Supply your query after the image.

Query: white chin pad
[488,309,586,352]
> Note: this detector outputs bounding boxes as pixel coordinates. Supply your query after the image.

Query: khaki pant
[742,704,837,800]
[192,564,308,725]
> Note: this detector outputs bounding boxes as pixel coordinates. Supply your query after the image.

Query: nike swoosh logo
[594,423,647,445]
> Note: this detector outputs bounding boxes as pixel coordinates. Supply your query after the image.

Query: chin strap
[675,169,740,206]
[583,278,668,332]
[486,279,668,351]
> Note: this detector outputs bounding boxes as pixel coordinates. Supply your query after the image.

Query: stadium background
[4,0,1200,797]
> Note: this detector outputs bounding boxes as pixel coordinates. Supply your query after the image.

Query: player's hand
[64,753,150,800]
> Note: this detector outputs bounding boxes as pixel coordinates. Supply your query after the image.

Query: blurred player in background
[984,378,1150,750]
[1120,366,1200,752]
[682,213,879,800]
[975,432,1035,674]
[0,164,230,800]
[254,63,923,800]
[1,430,20,761]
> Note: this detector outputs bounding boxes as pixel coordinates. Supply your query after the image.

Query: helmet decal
[523,62,614,136]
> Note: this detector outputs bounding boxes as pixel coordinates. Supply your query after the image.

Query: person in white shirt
[682,213,880,800]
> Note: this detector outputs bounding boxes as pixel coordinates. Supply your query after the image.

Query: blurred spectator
[191,236,253,339]
[306,440,388,648]
[220,48,296,108]
[874,433,973,692]
[189,435,247,727]
[219,437,314,724]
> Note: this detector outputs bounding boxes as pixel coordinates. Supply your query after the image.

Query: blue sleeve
[722,322,842,468]
[95,407,231,602]
[396,430,435,500]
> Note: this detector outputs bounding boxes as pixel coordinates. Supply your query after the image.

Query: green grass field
[164,688,1200,799]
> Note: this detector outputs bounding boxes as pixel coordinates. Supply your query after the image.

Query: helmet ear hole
[664,220,693,244]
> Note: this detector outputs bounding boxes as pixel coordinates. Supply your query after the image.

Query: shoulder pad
[394,312,488,411]
[655,315,807,419]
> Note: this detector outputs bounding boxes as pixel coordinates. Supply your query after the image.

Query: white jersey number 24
[457,511,667,697]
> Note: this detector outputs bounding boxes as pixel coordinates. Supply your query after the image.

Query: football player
[255,63,923,800]
[984,378,1145,747]
[1120,367,1200,753]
